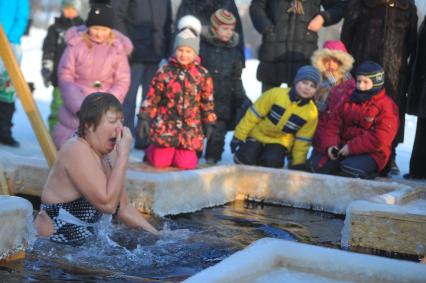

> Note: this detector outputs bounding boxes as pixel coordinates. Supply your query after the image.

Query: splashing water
[1,201,344,282]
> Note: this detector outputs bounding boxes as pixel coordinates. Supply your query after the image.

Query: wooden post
[0,23,57,167]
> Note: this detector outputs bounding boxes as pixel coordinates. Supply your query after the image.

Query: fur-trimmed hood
[65,25,133,56]
[311,47,354,75]
[201,25,239,48]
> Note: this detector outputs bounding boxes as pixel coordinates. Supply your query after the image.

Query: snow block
[4,160,411,216]
[342,187,426,256]
[3,156,425,256]
[126,165,239,216]
[0,196,34,261]
[125,165,406,216]
[231,166,406,214]
[184,238,426,283]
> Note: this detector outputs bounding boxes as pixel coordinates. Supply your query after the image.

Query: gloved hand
[137,112,151,141]
[41,60,53,88]
[205,124,215,140]
[230,136,242,154]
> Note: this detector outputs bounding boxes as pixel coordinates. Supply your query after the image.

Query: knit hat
[62,0,81,10]
[356,60,385,91]
[174,15,202,54]
[294,65,321,87]
[311,40,354,74]
[86,1,114,29]
[210,9,236,30]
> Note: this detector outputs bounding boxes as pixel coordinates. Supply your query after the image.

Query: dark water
[0,201,344,282]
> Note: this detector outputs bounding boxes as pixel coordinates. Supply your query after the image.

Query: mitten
[41,60,54,87]
[230,136,242,154]
[137,112,151,141]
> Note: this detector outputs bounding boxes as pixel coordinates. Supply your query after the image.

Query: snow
[0,196,35,260]
[10,26,417,176]
[184,238,426,283]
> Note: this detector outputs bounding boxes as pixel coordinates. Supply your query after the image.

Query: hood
[201,26,239,48]
[311,48,354,75]
[55,16,84,26]
[65,25,133,55]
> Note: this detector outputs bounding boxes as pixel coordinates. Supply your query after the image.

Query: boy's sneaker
[0,135,20,147]
[390,160,400,175]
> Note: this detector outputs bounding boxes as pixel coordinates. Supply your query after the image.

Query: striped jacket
[234,87,318,165]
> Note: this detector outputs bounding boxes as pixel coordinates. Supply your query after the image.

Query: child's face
[63,7,78,19]
[295,80,317,99]
[322,57,341,73]
[175,46,197,66]
[356,75,374,91]
[88,26,112,44]
[214,25,235,42]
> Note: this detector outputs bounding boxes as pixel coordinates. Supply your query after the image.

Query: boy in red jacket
[307,61,399,179]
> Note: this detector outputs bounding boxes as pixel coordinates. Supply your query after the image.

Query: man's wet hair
[77,92,123,137]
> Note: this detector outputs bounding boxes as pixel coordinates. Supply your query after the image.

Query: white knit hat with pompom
[174,15,202,54]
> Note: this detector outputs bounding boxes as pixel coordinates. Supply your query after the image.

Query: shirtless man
[34,92,158,245]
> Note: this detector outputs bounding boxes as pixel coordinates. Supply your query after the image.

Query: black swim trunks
[41,198,103,245]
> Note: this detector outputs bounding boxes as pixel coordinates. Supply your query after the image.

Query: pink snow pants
[145,145,198,170]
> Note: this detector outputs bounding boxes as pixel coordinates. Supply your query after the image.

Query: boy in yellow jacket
[231,65,320,169]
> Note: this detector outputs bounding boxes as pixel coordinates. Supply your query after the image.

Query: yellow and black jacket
[234,87,318,165]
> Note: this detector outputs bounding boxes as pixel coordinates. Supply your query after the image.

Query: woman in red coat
[307,61,399,179]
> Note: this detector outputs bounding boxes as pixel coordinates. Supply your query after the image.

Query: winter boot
[0,101,19,147]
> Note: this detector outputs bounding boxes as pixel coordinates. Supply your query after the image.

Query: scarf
[351,87,382,104]
[289,87,310,106]
[315,72,339,112]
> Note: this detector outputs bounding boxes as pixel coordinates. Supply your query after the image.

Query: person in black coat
[341,0,418,176]
[176,0,245,64]
[405,15,426,179]
[199,9,250,164]
[250,0,348,92]
[112,0,172,149]
[41,0,84,132]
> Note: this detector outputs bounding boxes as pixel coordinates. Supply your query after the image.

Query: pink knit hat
[311,40,354,74]
[322,40,348,53]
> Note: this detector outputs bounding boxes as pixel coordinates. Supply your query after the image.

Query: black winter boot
[0,101,19,147]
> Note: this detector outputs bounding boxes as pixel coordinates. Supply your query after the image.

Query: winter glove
[137,112,151,141]
[41,60,54,88]
[205,124,215,140]
[230,136,243,154]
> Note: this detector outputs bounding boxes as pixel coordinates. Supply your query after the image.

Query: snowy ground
[6,27,417,177]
